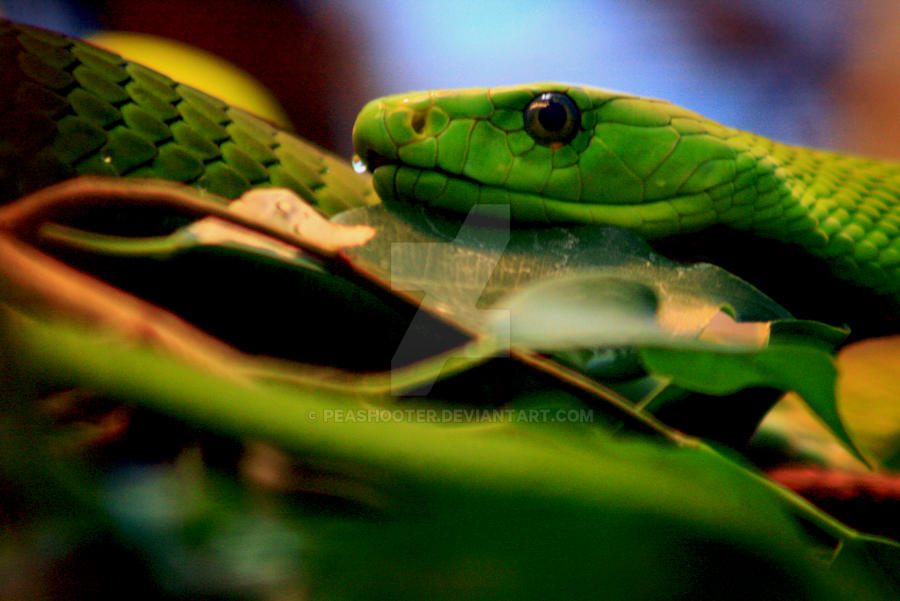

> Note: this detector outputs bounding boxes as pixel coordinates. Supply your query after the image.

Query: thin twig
[0,177,356,259]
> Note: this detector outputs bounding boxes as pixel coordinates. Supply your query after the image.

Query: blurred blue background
[0,0,886,158]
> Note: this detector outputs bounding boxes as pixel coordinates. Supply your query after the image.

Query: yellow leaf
[836,335,900,463]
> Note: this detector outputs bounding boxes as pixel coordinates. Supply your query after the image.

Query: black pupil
[537,99,568,132]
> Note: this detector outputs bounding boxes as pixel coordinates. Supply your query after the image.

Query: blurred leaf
[7,308,889,601]
[751,394,867,471]
[830,534,900,600]
[103,464,307,599]
[833,335,900,467]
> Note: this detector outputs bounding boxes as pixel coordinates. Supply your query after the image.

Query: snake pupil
[524,92,579,145]
[538,102,567,132]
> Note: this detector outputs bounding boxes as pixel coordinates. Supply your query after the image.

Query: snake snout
[352,97,399,170]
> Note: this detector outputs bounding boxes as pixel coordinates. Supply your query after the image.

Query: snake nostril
[411,109,427,134]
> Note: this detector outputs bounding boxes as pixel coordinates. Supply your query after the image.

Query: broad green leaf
[7,309,891,601]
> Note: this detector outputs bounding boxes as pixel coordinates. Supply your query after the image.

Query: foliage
[2,178,900,599]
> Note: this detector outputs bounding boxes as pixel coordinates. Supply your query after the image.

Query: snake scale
[0,19,374,217]
[4,19,900,313]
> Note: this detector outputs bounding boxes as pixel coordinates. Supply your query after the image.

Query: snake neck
[721,131,900,297]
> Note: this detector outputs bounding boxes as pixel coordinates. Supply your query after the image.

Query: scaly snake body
[352,84,900,302]
[0,20,374,217]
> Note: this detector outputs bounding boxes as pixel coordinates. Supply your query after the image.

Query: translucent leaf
[490,274,661,349]
[489,272,789,351]
[334,202,792,342]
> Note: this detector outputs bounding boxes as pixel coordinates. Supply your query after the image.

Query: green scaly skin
[352,83,900,301]
[0,19,376,217]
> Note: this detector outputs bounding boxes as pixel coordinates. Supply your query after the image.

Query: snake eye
[523,92,580,145]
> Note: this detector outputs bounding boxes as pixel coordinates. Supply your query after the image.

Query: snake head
[353,83,751,237]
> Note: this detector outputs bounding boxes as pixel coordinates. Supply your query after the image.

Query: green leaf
[770,319,850,353]
[829,534,900,600]
[639,344,869,466]
[334,202,852,445]
[5,309,882,601]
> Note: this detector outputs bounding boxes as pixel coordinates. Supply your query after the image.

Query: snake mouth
[367,156,516,207]
[363,152,491,199]
[363,156,647,229]
[363,153,713,238]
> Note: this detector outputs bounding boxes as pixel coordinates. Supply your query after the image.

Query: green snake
[5,19,900,309]
[351,83,900,306]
